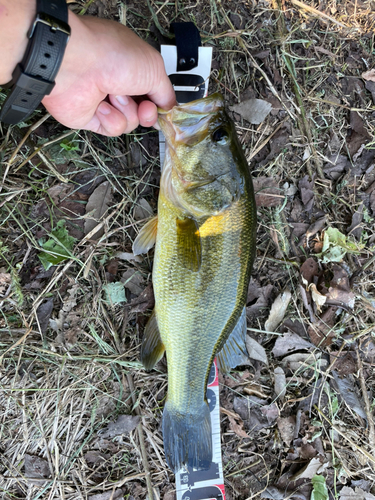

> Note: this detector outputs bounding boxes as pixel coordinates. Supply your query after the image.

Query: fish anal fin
[216,306,248,373]
[140,310,165,370]
[133,216,158,256]
[176,217,201,272]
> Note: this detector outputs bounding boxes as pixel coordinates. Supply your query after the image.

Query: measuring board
[159,43,226,500]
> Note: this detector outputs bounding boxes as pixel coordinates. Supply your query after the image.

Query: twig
[289,0,348,28]
[356,348,375,452]
[126,372,154,500]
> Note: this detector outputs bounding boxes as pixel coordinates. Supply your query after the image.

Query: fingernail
[116,95,129,106]
[98,102,111,115]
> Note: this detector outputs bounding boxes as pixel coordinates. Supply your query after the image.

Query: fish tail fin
[162,401,212,472]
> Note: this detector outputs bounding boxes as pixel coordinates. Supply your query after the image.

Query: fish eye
[212,128,229,144]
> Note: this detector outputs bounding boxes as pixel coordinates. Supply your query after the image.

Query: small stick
[290,0,348,28]
[356,348,375,452]
[126,372,154,500]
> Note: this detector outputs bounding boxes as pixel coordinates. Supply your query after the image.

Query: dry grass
[1,0,375,499]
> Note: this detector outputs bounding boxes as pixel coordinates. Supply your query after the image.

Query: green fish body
[134,93,257,472]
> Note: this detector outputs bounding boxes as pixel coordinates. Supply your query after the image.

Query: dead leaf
[277,416,295,446]
[274,366,286,401]
[261,403,279,424]
[290,457,323,480]
[134,198,153,221]
[129,283,155,314]
[309,283,327,313]
[362,69,375,82]
[230,98,272,124]
[305,217,327,239]
[331,371,367,420]
[365,80,375,104]
[228,414,250,438]
[122,269,144,296]
[36,298,54,334]
[323,154,350,180]
[115,251,142,263]
[84,181,113,239]
[300,258,319,284]
[299,175,315,211]
[24,454,50,485]
[299,443,317,460]
[253,177,283,207]
[264,289,292,332]
[326,264,355,309]
[246,336,268,364]
[100,414,140,438]
[88,490,125,500]
[282,352,327,373]
[84,450,110,465]
[272,332,314,357]
[330,351,357,376]
[246,281,274,317]
[339,486,375,500]
[347,203,364,240]
[233,397,278,432]
[307,306,336,347]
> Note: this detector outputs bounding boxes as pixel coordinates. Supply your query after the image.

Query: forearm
[0,0,36,84]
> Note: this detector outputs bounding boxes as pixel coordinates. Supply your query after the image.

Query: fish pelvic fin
[216,306,248,373]
[162,401,212,473]
[140,310,165,370]
[132,215,158,256]
[176,217,202,272]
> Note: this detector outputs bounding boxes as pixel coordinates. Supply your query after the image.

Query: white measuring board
[159,45,226,500]
[159,45,213,168]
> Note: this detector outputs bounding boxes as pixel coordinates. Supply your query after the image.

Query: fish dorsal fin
[132,216,158,256]
[140,309,165,370]
[176,217,202,272]
[216,307,248,373]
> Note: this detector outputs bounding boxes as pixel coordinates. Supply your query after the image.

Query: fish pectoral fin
[140,309,165,370]
[176,217,202,272]
[216,306,249,373]
[132,215,158,256]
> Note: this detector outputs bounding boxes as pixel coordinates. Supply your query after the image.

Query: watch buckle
[28,11,71,39]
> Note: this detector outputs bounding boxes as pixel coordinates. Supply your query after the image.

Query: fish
[133,93,257,473]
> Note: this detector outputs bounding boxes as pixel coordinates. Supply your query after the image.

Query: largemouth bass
[133,93,257,472]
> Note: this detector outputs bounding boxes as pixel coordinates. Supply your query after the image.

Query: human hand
[41,12,176,136]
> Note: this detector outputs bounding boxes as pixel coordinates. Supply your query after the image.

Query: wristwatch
[0,0,70,125]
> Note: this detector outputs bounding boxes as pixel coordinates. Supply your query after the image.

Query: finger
[138,100,158,128]
[85,101,137,137]
[109,94,139,132]
[147,71,177,111]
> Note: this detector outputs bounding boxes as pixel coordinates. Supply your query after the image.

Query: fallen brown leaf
[253,177,283,207]
[308,306,336,347]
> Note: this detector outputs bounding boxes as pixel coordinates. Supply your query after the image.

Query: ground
[1,0,375,499]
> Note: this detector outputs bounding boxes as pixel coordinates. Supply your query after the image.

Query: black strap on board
[171,22,201,72]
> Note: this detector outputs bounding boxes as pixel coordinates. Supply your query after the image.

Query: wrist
[0,0,36,84]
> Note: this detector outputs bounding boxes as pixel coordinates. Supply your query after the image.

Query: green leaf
[103,282,127,305]
[38,220,76,270]
[311,475,328,500]
[318,227,364,263]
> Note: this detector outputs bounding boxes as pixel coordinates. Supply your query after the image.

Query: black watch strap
[0,0,70,125]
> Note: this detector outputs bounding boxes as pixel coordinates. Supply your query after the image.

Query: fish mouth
[158,93,224,146]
